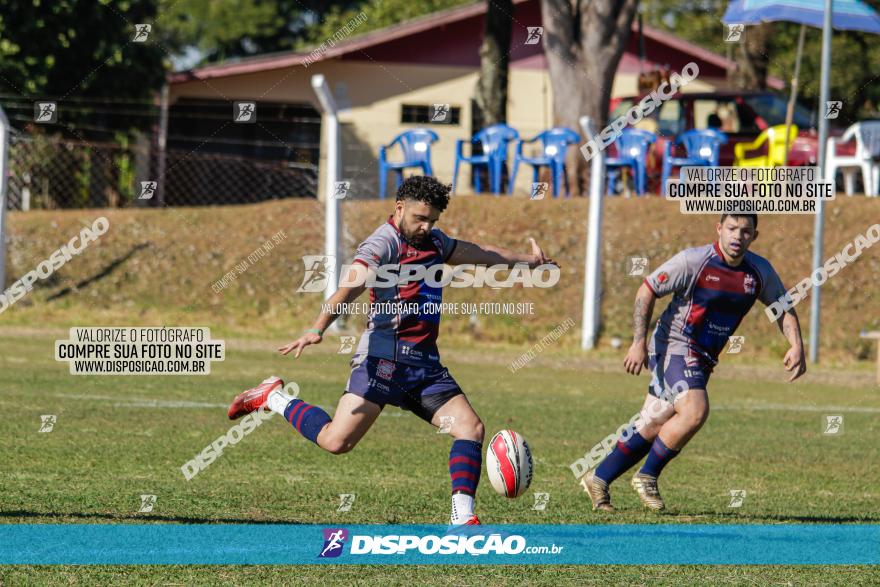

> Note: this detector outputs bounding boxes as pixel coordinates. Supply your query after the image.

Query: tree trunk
[475,0,514,126]
[541,0,639,195]
[730,22,772,90]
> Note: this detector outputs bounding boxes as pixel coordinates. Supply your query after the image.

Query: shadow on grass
[46,242,151,301]
[0,510,304,524]
[678,510,879,523]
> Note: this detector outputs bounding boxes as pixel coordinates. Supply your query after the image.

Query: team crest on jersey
[743,274,756,294]
[376,359,395,380]
[657,272,669,284]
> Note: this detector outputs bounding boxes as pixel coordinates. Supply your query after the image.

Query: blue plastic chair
[661,129,728,196]
[378,129,439,199]
[605,129,656,196]
[452,124,519,195]
[510,127,581,198]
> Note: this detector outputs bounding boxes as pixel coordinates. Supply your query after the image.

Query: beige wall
[171,60,724,200]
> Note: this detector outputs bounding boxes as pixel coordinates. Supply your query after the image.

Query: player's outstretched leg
[431,395,485,525]
[631,388,709,511]
[584,394,675,512]
[228,376,381,453]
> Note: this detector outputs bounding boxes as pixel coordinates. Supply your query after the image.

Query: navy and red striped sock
[595,431,653,484]
[639,436,679,478]
[449,439,482,496]
[283,399,332,445]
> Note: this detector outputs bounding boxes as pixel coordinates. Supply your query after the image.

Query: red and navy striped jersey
[351,215,457,366]
[644,242,787,363]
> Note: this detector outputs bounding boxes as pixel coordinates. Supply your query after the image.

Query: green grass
[1,329,879,584]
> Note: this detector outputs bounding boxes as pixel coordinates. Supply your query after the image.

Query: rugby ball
[486,430,533,498]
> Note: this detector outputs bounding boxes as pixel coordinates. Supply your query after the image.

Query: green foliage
[642,0,880,120]
[302,0,472,48]
[0,0,166,100]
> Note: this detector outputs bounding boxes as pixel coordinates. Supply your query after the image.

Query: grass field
[2,327,879,584]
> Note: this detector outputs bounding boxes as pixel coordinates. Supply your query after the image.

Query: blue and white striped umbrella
[723,0,880,33]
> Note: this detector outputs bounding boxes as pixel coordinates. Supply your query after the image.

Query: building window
[400,104,461,125]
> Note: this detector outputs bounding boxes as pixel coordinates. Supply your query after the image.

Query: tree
[0,0,165,100]
[541,0,640,194]
[304,0,470,46]
[474,0,513,126]
[730,22,772,90]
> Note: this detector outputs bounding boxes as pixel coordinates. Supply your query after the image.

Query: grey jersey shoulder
[354,222,400,267]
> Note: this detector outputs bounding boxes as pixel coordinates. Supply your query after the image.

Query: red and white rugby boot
[227,376,283,420]
[463,515,481,525]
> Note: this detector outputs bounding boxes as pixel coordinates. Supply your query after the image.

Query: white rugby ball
[486,430,533,498]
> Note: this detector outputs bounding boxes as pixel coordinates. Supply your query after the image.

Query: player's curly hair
[396,175,451,212]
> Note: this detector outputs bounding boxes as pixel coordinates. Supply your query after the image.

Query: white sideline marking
[714,402,880,414]
[51,392,227,409]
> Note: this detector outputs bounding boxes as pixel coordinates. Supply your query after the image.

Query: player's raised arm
[278,265,369,359]
[624,282,657,375]
[446,236,559,268]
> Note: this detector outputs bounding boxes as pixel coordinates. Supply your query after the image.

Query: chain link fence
[4,103,321,210]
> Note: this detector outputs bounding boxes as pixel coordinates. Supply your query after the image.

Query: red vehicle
[609,91,841,192]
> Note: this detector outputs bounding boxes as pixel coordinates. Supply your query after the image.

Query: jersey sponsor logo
[705,274,720,282]
[400,346,423,359]
[706,320,732,336]
[368,379,391,392]
[743,274,756,294]
[376,359,395,380]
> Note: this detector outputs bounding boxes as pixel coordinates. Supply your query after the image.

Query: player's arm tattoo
[632,286,656,343]
[779,310,803,347]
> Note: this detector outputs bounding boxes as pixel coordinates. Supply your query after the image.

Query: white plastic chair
[825,121,880,197]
